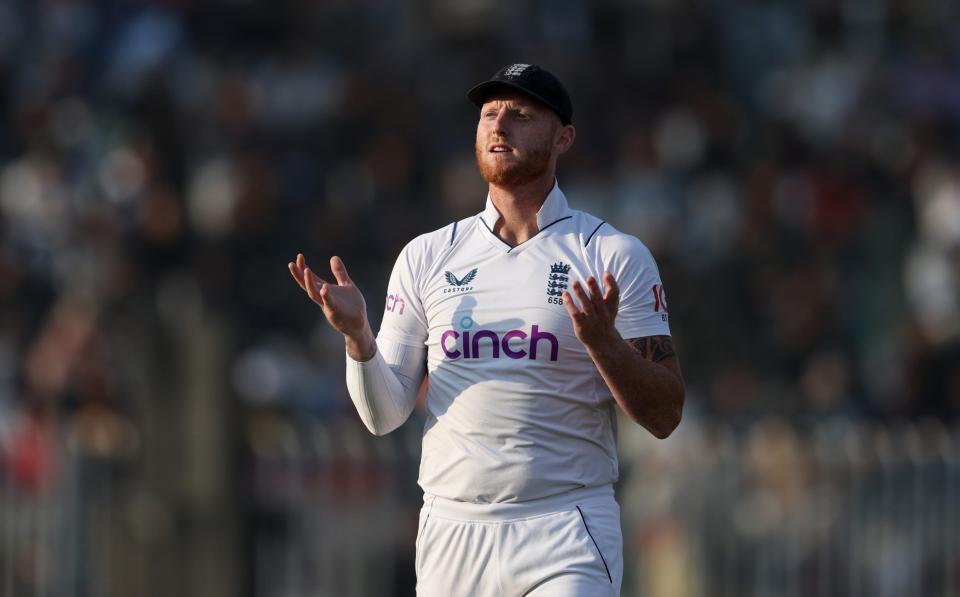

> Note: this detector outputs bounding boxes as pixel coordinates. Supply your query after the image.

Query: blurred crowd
[0,0,959,595]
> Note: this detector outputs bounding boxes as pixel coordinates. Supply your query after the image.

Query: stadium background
[1,0,959,595]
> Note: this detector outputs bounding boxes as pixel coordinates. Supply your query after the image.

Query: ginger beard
[475,130,555,187]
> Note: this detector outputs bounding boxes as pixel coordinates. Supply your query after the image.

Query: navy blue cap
[467,63,573,125]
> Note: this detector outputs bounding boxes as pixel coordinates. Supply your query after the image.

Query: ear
[555,124,576,155]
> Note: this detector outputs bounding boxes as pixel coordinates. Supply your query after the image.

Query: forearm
[586,332,684,439]
[345,336,426,436]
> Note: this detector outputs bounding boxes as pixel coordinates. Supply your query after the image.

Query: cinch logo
[441,325,559,361]
[385,293,405,314]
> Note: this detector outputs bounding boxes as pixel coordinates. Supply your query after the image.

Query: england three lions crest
[546,262,570,304]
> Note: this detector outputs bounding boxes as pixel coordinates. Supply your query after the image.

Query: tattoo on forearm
[628,336,676,363]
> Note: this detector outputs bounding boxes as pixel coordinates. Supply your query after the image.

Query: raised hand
[288,254,375,360]
[562,272,621,350]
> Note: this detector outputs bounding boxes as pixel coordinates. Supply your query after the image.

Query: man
[289,63,684,596]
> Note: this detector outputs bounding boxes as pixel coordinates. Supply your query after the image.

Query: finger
[330,255,353,286]
[602,272,620,310]
[562,292,586,324]
[304,267,331,288]
[292,253,308,283]
[586,276,604,309]
[288,262,307,291]
[571,281,595,316]
[562,291,580,318]
[304,268,328,306]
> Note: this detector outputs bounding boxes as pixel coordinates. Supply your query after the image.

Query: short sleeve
[377,238,429,347]
[593,230,671,339]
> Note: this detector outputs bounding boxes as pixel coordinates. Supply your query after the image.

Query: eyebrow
[483,101,536,112]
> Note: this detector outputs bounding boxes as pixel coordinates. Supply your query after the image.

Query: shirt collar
[480,180,571,230]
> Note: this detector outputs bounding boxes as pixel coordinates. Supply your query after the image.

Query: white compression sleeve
[345,336,426,436]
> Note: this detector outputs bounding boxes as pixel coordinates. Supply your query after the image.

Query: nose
[491,107,509,135]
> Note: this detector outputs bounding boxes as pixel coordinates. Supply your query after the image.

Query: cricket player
[289,63,684,596]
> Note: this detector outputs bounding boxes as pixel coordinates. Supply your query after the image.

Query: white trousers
[415,485,623,597]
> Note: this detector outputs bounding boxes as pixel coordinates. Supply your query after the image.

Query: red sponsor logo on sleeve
[652,284,668,313]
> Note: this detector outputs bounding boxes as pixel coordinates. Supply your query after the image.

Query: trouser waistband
[423,485,614,522]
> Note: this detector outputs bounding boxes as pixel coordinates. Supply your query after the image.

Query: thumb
[330,255,353,286]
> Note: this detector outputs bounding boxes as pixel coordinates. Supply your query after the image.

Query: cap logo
[504,64,532,79]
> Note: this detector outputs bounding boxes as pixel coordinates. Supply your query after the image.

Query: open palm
[288,254,368,339]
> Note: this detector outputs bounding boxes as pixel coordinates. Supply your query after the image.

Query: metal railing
[617,418,960,597]
[2,416,957,597]
[248,416,960,597]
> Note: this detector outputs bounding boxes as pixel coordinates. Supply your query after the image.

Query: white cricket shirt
[379,183,671,503]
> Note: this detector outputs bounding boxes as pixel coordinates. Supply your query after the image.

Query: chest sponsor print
[440,324,559,361]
